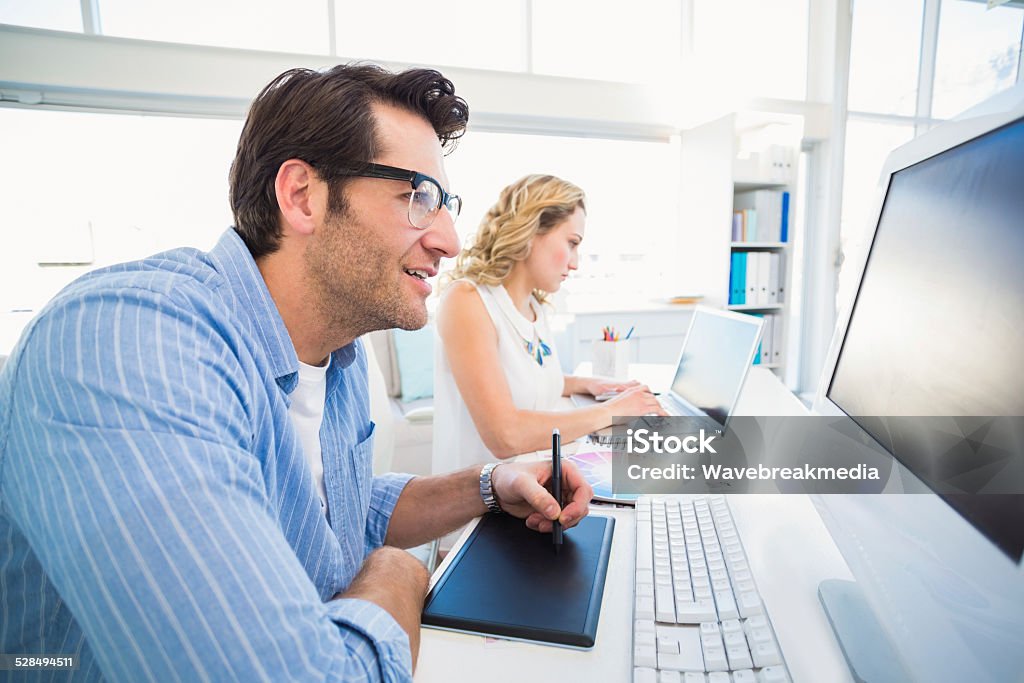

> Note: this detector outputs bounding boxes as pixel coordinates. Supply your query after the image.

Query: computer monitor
[813,84,1024,681]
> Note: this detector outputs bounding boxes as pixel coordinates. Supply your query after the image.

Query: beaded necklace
[524,333,553,366]
[495,291,552,367]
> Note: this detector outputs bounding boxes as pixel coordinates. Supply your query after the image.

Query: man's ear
[275,159,326,238]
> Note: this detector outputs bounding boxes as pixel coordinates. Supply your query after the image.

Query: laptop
[589,306,763,444]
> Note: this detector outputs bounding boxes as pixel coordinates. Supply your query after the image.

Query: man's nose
[423,208,460,259]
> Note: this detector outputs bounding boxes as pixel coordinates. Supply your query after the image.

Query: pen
[552,428,563,552]
[625,326,634,340]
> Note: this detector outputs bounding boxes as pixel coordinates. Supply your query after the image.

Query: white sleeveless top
[432,281,565,472]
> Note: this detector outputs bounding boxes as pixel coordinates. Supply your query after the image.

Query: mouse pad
[421,513,615,649]
[569,448,640,504]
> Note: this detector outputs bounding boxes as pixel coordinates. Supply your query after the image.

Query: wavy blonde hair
[444,174,586,304]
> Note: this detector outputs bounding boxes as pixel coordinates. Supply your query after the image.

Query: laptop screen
[669,309,763,425]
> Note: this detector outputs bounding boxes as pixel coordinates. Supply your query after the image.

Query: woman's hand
[602,385,666,421]
[581,377,641,398]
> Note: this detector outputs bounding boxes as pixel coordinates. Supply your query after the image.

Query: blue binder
[780,191,790,242]
[736,252,747,305]
[729,252,741,304]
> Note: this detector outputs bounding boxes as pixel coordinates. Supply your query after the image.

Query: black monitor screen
[827,115,1024,560]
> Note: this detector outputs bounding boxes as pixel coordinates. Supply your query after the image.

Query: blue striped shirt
[0,229,416,681]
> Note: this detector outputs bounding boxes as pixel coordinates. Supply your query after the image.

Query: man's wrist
[479,463,504,514]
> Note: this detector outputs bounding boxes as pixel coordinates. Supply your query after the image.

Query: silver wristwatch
[479,463,503,514]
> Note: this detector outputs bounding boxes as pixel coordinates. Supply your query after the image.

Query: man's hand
[490,460,593,533]
[336,546,430,670]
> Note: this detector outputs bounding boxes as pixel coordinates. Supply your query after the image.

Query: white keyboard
[633,496,790,683]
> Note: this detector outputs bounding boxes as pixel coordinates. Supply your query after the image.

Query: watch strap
[479,463,503,514]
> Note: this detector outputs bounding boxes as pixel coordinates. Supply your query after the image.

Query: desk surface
[417,369,853,682]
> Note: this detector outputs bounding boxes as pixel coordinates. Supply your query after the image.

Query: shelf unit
[676,113,801,379]
[727,303,784,312]
[729,242,787,249]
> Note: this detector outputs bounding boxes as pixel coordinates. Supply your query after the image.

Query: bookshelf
[676,113,800,379]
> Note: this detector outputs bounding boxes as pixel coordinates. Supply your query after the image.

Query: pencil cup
[592,340,630,380]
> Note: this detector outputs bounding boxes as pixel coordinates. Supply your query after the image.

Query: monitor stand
[818,579,911,683]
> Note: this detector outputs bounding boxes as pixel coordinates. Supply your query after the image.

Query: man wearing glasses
[0,64,592,681]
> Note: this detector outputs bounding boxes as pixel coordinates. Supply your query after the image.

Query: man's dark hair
[229,63,470,258]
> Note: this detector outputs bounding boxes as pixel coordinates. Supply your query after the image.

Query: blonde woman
[432,175,664,473]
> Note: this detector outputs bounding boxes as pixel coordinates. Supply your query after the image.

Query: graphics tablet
[421,513,615,649]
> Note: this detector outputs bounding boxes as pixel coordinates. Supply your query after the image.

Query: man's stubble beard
[304,208,428,342]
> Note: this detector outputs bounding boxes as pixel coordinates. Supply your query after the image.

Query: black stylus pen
[552,428,563,552]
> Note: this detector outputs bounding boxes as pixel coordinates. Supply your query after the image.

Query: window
[531,0,681,84]
[0,0,81,32]
[336,0,527,72]
[99,0,331,54]
[837,120,914,311]
[691,0,809,101]
[0,108,241,353]
[931,1,1023,119]
[847,0,924,115]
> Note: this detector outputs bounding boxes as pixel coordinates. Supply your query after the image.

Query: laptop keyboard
[633,495,790,683]
[657,394,685,416]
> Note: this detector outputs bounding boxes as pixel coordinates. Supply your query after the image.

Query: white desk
[416,366,855,683]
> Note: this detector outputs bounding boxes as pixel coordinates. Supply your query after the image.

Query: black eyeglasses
[327,162,461,229]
